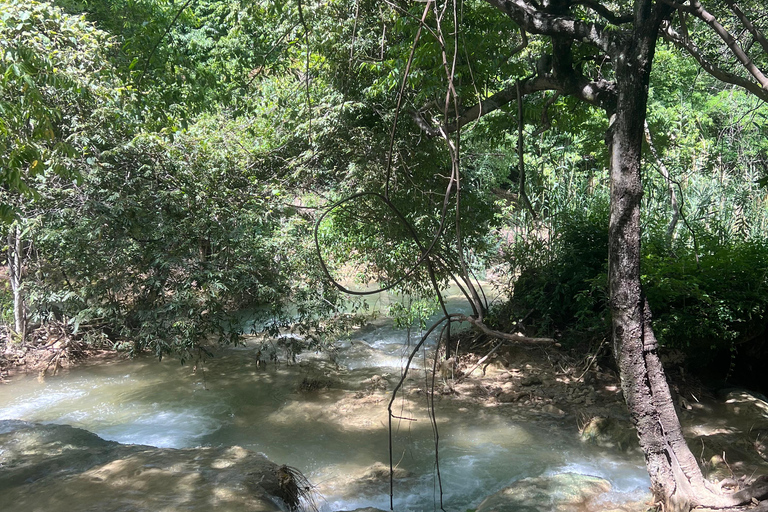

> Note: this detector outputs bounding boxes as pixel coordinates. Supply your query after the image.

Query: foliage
[3,0,768,376]
[502,168,768,375]
[0,0,126,218]
[26,114,344,358]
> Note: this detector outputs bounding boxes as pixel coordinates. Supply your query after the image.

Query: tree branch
[572,0,633,25]
[458,314,555,344]
[662,22,768,102]
[660,0,768,90]
[414,73,616,135]
[484,0,615,53]
[724,0,768,57]
[688,0,768,90]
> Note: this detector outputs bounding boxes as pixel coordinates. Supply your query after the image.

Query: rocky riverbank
[322,338,768,512]
[0,420,314,512]
[3,328,768,512]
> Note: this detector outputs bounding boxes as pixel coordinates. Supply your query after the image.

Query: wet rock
[318,461,413,500]
[580,416,639,452]
[475,473,612,512]
[541,404,566,417]
[364,374,389,391]
[360,461,411,481]
[0,421,306,512]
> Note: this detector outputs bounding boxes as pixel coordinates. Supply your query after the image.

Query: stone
[501,381,517,392]
[317,461,413,501]
[498,391,522,403]
[541,404,566,417]
[521,375,543,386]
[475,473,612,512]
[0,421,302,512]
[579,416,639,452]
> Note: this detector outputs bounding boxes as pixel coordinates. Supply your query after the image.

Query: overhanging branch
[724,0,768,57]
[414,74,616,135]
[484,0,616,53]
[662,23,768,102]
[572,0,633,25]
[660,0,768,91]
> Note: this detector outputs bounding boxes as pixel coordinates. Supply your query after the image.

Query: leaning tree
[401,0,768,509]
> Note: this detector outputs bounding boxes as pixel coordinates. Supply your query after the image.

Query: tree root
[683,477,768,511]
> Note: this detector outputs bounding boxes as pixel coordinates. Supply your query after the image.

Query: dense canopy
[2,0,768,510]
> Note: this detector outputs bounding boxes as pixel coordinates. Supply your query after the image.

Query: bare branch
[662,22,768,102]
[458,314,555,344]
[724,0,768,57]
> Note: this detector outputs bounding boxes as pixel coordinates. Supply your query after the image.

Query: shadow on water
[0,309,653,511]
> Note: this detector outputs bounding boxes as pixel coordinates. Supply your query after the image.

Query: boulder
[0,420,309,512]
[316,461,413,501]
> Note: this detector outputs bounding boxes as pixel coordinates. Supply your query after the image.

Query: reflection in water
[0,312,650,511]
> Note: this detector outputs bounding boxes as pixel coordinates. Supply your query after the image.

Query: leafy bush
[504,199,768,376]
[642,235,768,374]
[505,200,610,344]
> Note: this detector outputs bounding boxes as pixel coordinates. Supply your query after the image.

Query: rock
[475,473,612,512]
[498,391,522,403]
[501,381,517,392]
[580,416,639,452]
[360,461,410,481]
[0,420,306,512]
[317,461,413,501]
[521,375,543,386]
[541,404,566,417]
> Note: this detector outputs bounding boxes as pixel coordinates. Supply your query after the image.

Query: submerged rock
[316,461,413,500]
[579,416,639,452]
[475,473,612,512]
[0,420,312,512]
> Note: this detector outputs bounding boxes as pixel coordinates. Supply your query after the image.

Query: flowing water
[0,300,651,511]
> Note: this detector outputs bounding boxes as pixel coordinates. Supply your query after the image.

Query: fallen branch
[456,314,555,345]
[457,339,505,381]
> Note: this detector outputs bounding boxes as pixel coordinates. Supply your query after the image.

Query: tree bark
[7,224,26,344]
[607,4,743,509]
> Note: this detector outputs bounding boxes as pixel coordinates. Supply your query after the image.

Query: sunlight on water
[0,295,650,511]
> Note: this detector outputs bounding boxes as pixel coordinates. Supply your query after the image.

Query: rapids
[0,309,652,511]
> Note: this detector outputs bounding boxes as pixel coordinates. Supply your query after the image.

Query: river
[0,301,652,511]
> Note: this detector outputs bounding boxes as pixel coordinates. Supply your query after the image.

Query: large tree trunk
[7,224,26,345]
[607,5,747,510]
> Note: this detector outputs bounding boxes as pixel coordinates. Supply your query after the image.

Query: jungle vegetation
[2,0,768,509]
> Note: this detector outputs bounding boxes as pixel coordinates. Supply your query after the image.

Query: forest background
[2,0,768,508]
